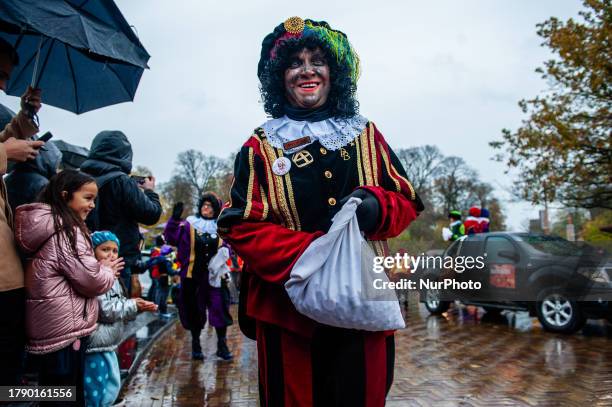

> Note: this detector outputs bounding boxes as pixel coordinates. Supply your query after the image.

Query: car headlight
[578,267,611,284]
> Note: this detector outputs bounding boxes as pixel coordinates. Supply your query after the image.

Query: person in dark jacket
[5,140,62,215]
[81,130,162,295]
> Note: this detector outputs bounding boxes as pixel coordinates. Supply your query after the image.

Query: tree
[581,210,612,249]
[487,198,507,232]
[174,150,229,202]
[212,171,234,203]
[133,165,153,177]
[434,156,477,214]
[468,182,494,208]
[396,145,447,197]
[161,175,195,215]
[491,0,612,210]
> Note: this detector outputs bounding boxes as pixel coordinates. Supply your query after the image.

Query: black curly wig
[196,191,222,219]
[259,35,359,119]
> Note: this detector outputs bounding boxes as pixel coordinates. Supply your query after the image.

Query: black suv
[419,233,612,334]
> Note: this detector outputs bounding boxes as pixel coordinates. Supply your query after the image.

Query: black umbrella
[0,0,150,114]
[51,139,89,169]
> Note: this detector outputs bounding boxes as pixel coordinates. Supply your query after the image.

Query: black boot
[215,327,233,361]
[191,329,204,360]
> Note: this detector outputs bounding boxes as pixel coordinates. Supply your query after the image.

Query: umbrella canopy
[51,139,89,169]
[0,0,150,114]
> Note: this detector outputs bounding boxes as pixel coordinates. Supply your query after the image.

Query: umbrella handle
[25,37,47,126]
[30,36,44,88]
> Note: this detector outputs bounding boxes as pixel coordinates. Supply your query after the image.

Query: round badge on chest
[272,156,291,176]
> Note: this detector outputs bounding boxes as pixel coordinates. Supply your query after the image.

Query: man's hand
[339,188,380,234]
[142,175,156,191]
[21,86,42,115]
[4,137,44,162]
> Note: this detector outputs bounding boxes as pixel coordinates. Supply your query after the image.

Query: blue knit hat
[91,231,120,249]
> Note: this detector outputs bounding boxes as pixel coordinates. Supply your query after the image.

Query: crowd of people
[1,14,430,407]
[0,36,237,406]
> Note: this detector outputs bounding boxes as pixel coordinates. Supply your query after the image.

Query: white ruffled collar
[186,216,217,235]
[261,115,369,154]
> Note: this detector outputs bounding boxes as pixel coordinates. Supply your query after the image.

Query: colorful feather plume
[304,21,361,84]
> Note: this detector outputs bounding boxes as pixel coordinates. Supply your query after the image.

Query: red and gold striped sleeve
[358,122,425,240]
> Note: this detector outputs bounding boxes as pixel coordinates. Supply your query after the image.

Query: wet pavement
[117,310,178,377]
[121,293,612,406]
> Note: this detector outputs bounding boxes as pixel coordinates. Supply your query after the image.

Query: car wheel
[423,288,450,314]
[536,288,585,334]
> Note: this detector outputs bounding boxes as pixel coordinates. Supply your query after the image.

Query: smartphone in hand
[37,131,53,143]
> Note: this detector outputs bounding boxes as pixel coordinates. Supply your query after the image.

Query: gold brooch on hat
[284,16,305,35]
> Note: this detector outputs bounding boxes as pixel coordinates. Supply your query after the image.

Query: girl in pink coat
[14,170,118,405]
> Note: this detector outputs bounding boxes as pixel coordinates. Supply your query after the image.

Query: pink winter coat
[14,203,115,354]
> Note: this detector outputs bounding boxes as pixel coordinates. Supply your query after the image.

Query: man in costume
[479,207,490,233]
[164,193,233,360]
[218,17,423,406]
[463,206,482,235]
[448,210,465,241]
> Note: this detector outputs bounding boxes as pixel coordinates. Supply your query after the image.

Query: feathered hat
[258,17,360,85]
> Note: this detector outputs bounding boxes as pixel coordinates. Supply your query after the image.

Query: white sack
[208,247,230,288]
[442,227,453,241]
[285,197,405,331]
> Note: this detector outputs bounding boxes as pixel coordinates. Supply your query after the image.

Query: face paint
[284,47,331,109]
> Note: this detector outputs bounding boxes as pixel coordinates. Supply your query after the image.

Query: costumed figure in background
[144,241,176,317]
[164,193,233,361]
[479,208,490,233]
[225,244,243,303]
[145,235,165,304]
[463,206,482,235]
[443,210,465,242]
[218,17,423,406]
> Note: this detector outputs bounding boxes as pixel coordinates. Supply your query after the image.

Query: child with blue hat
[84,231,157,407]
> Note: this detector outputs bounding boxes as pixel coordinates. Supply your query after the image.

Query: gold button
[320,147,327,155]
[324,170,332,179]
[328,197,337,206]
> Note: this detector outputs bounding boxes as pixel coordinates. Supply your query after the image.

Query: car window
[517,235,584,256]
[485,236,516,263]
[445,239,463,257]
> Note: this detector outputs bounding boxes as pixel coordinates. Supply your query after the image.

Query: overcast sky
[2,0,584,230]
